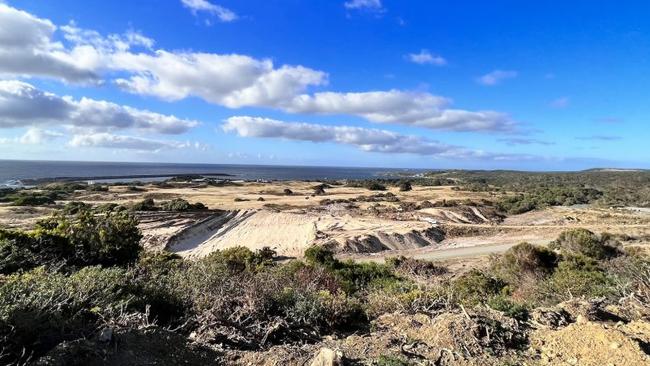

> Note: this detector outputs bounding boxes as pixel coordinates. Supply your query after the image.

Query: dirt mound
[375,309,526,362]
[418,206,502,225]
[341,227,445,253]
[156,209,445,258]
[137,211,218,251]
[530,321,650,365]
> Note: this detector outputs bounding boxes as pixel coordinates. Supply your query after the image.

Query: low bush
[491,242,558,284]
[202,246,276,272]
[0,266,135,364]
[131,198,158,211]
[86,184,109,192]
[496,187,602,214]
[550,228,621,260]
[386,256,446,278]
[537,254,616,303]
[450,270,507,306]
[160,198,207,211]
[0,207,142,274]
[398,181,412,192]
[2,190,60,206]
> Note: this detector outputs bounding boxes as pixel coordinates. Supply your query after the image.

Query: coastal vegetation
[0,202,648,364]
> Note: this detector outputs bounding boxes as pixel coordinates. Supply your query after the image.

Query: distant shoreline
[21,173,236,185]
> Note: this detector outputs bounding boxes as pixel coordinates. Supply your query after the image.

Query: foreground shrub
[0,266,134,364]
[0,208,143,273]
[550,228,621,259]
[450,270,507,306]
[203,246,276,272]
[491,242,558,284]
[37,208,142,267]
[179,256,365,347]
[537,255,615,304]
[304,245,337,267]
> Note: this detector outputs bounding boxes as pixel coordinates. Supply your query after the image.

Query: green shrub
[539,255,615,303]
[0,229,71,274]
[0,266,134,364]
[202,246,276,272]
[160,198,207,212]
[550,229,621,260]
[32,207,142,268]
[62,201,91,215]
[126,185,146,192]
[487,296,529,320]
[86,184,109,192]
[375,355,412,366]
[304,245,337,267]
[386,256,446,278]
[398,181,412,192]
[367,182,387,191]
[450,270,507,306]
[491,242,558,284]
[131,198,158,211]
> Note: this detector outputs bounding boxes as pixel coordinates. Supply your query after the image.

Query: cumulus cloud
[181,0,237,22]
[113,51,327,107]
[0,80,198,134]
[406,50,446,66]
[477,70,518,86]
[287,91,515,132]
[0,4,99,82]
[69,133,197,151]
[0,127,63,145]
[19,127,63,144]
[223,116,528,160]
[0,3,519,133]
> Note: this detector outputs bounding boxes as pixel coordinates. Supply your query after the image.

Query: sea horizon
[0,159,432,187]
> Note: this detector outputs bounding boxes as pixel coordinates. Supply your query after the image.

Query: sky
[0,0,648,170]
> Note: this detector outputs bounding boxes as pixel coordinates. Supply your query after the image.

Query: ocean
[0,160,426,187]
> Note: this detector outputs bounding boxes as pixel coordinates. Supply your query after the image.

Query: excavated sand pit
[155,209,446,258]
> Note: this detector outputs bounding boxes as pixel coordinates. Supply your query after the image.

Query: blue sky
[0,0,648,170]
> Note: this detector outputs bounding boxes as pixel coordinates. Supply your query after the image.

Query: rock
[98,328,113,343]
[309,348,344,366]
[531,307,572,329]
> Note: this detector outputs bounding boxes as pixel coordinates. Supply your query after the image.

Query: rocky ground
[36,298,650,365]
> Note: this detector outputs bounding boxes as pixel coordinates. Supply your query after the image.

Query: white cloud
[344,0,384,11]
[0,127,63,145]
[549,96,570,109]
[181,0,237,22]
[0,4,98,82]
[0,4,519,133]
[477,70,518,86]
[406,50,446,66]
[287,91,515,132]
[112,51,327,107]
[19,127,63,144]
[223,116,527,160]
[69,133,196,151]
[0,80,198,134]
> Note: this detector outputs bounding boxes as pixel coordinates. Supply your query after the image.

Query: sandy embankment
[162,209,445,258]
